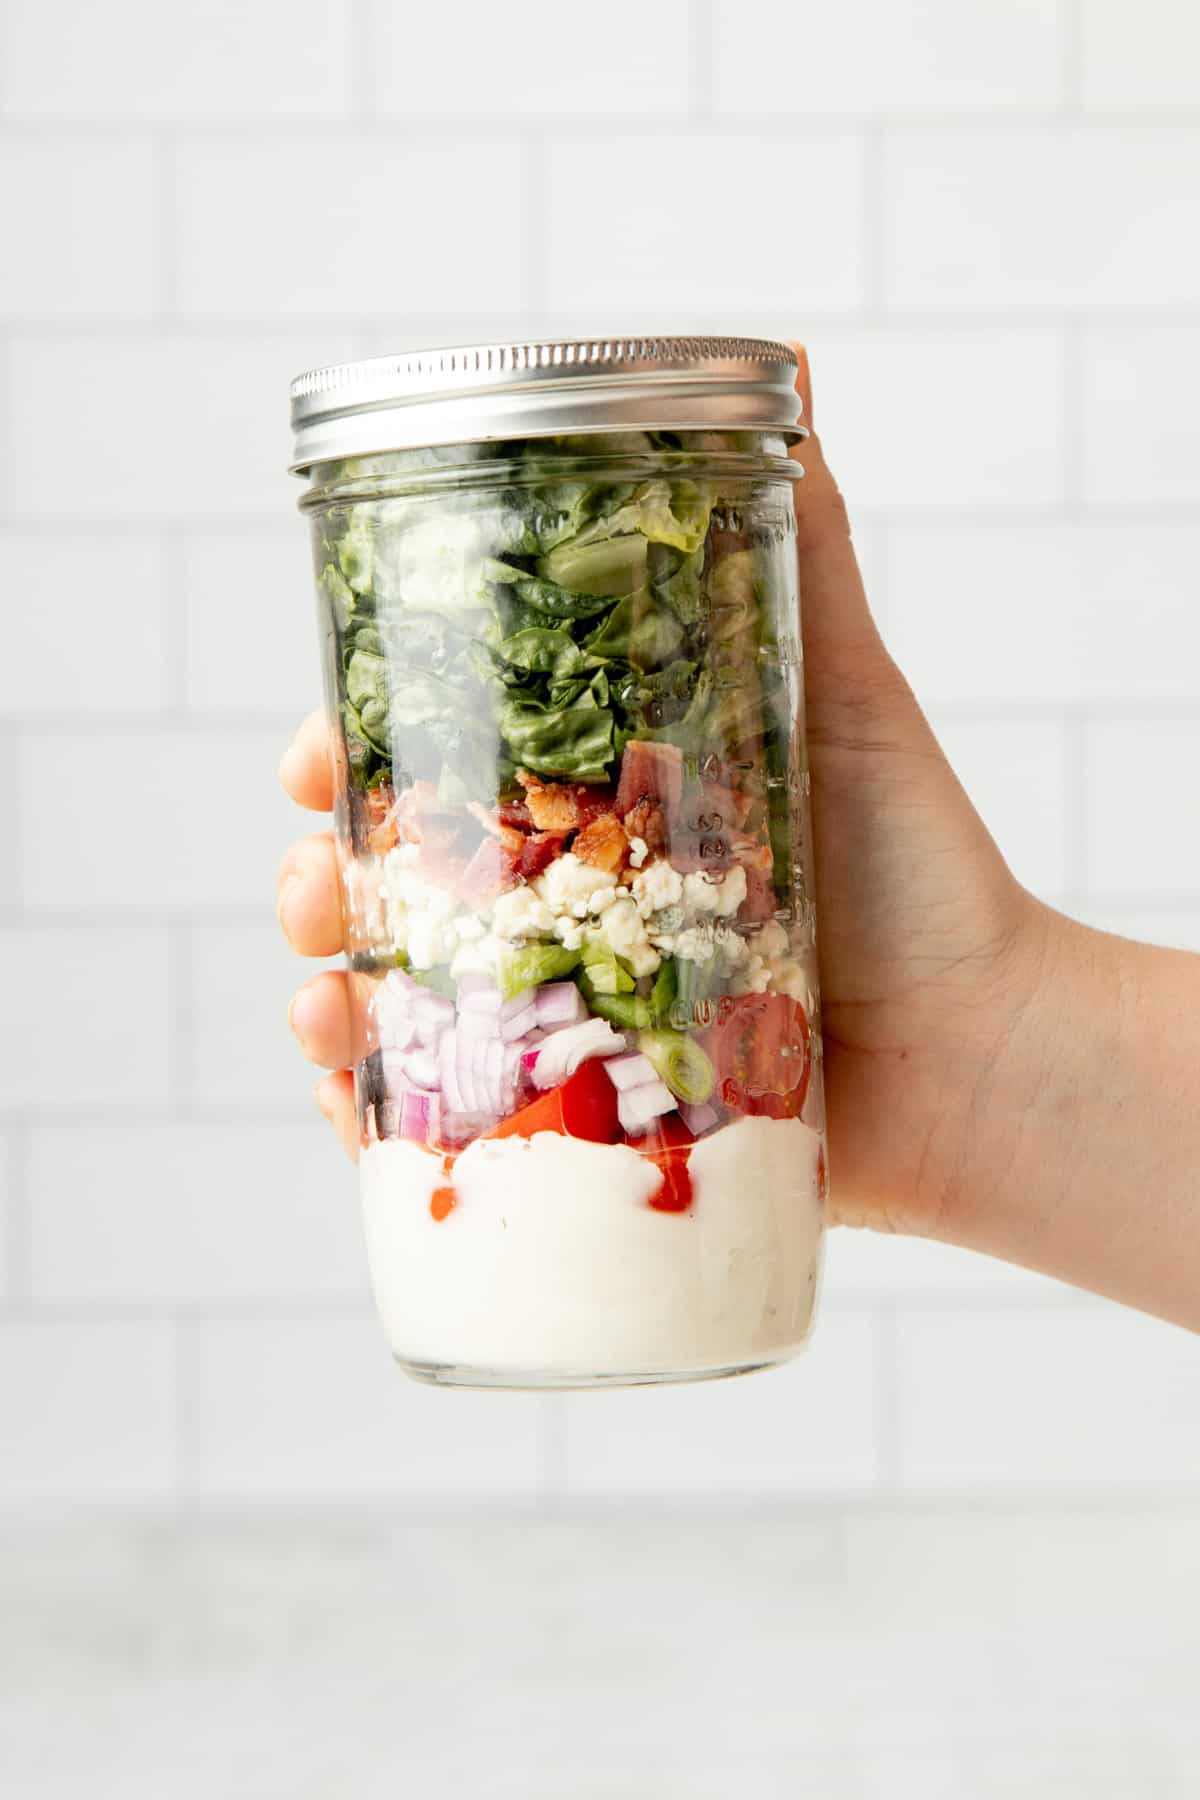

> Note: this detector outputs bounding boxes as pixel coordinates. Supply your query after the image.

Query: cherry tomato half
[703,993,811,1120]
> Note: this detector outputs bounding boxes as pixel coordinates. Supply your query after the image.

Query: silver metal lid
[289,336,804,471]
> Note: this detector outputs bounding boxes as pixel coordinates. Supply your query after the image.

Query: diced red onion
[439,1029,468,1114]
[531,1018,626,1090]
[454,970,495,997]
[459,984,534,1023]
[483,1039,504,1114]
[469,1034,489,1114]
[603,1051,658,1093]
[400,1048,440,1090]
[617,1080,677,1135]
[413,1016,444,1049]
[412,991,455,1028]
[501,1044,523,1108]
[679,1101,719,1137]
[500,1002,538,1042]
[535,982,587,1030]
[399,1087,439,1145]
[383,967,422,1000]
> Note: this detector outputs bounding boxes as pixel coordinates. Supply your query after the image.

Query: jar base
[394,1348,801,1392]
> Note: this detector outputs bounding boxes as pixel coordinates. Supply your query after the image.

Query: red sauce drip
[635,1117,695,1213]
[648,1150,693,1213]
[430,1186,457,1222]
[430,1154,457,1223]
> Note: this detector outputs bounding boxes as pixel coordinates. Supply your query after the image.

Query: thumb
[789,343,881,658]
[788,344,925,748]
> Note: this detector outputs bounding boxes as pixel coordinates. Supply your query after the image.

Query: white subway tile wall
[2,0,1199,1508]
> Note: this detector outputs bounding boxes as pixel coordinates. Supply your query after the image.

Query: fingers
[315,1069,360,1163]
[277,833,343,956]
[289,969,371,1070]
[280,708,335,812]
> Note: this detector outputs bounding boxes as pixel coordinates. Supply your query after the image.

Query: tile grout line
[153,131,178,320]
[1059,0,1085,112]
[166,919,194,1112]
[859,122,887,323]
[1060,313,1085,512]
[162,523,188,712]
[1,1123,32,1309]
[5,108,1200,137]
[348,0,377,121]
[521,135,548,321]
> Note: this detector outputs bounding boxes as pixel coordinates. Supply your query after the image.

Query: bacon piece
[455,826,523,909]
[613,741,684,821]
[365,785,398,856]
[622,797,667,857]
[515,768,613,833]
[572,812,629,876]
[497,797,534,833]
[517,831,569,880]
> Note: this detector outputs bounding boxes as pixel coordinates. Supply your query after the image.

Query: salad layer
[316,436,823,1206]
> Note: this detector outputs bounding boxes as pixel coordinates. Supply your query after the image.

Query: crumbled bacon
[613,741,684,821]
[364,785,398,856]
[516,830,569,880]
[515,768,614,833]
[572,812,629,876]
[622,797,667,856]
[455,826,524,910]
[738,858,778,922]
[497,797,534,833]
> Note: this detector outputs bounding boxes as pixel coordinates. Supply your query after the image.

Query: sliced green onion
[637,1028,715,1104]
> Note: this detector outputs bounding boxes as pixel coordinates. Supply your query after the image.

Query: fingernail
[276,871,301,928]
[290,984,319,1048]
[278,739,300,791]
[314,1079,334,1121]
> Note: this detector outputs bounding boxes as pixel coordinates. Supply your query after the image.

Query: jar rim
[289,336,806,473]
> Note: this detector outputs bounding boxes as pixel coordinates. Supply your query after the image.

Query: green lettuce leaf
[497,691,614,779]
[499,944,581,999]
[583,591,685,670]
[579,939,636,996]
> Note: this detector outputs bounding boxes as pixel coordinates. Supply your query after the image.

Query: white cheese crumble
[627,836,649,868]
[592,896,661,976]
[631,858,683,919]
[534,853,615,915]
[491,886,555,940]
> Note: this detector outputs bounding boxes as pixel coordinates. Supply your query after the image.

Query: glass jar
[289,338,827,1388]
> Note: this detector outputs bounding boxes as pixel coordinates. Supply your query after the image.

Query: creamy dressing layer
[360,1116,824,1381]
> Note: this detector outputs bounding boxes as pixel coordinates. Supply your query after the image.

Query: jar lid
[289,336,804,471]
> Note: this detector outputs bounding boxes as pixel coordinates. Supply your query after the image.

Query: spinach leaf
[536,534,649,599]
[497,691,614,779]
[583,590,685,670]
[495,627,590,682]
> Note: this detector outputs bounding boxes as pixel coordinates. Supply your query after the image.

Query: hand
[276,727,362,1162]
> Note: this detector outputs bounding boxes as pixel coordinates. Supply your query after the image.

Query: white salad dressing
[360,1116,824,1381]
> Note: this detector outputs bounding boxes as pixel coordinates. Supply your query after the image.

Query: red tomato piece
[482,1058,621,1146]
[627,1112,696,1213]
[703,993,811,1119]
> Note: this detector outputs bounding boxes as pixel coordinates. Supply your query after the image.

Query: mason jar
[289,337,827,1388]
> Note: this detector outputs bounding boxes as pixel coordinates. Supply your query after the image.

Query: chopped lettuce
[498,943,581,999]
